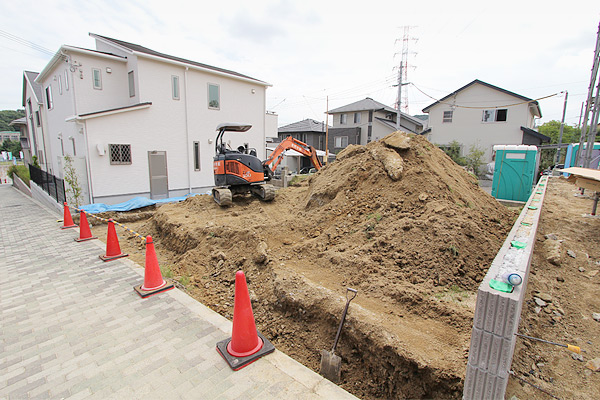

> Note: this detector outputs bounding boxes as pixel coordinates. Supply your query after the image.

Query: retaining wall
[12,175,32,197]
[463,175,549,399]
[30,181,62,215]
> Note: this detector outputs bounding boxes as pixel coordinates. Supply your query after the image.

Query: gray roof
[91,34,268,85]
[9,117,27,126]
[23,71,43,105]
[328,97,424,127]
[374,117,421,134]
[278,119,329,133]
[328,97,397,114]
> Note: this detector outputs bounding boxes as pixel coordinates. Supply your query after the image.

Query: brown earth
[90,132,519,399]
[505,177,600,400]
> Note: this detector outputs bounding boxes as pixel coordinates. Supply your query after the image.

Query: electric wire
[0,29,56,57]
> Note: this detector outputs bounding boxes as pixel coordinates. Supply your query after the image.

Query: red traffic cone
[75,211,97,242]
[61,202,77,229]
[99,219,128,261]
[216,271,275,370]
[134,236,173,298]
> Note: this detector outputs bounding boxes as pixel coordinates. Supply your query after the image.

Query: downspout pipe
[184,67,191,194]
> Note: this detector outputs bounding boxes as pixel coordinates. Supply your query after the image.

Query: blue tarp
[79,193,207,214]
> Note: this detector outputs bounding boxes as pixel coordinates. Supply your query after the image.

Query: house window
[208,83,220,109]
[45,86,53,109]
[354,112,361,123]
[334,136,348,148]
[70,137,76,156]
[367,125,372,142]
[193,141,200,170]
[92,68,102,89]
[340,114,347,125]
[443,110,453,123]
[482,109,508,123]
[172,76,180,100]
[35,111,41,126]
[58,75,62,95]
[128,71,135,97]
[109,144,132,165]
[64,70,69,91]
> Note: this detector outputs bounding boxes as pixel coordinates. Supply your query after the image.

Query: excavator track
[212,187,233,207]
[251,184,275,202]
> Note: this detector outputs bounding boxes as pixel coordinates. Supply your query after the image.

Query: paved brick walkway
[0,186,357,399]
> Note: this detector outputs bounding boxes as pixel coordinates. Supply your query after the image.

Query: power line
[0,29,55,57]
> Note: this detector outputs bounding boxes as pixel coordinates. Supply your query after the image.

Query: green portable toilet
[491,145,538,202]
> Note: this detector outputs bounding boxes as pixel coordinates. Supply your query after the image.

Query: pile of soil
[93,132,516,399]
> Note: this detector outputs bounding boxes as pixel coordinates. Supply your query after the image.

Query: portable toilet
[491,145,538,202]
[563,143,600,177]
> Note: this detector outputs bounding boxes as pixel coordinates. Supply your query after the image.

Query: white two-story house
[422,79,547,163]
[26,33,271,204]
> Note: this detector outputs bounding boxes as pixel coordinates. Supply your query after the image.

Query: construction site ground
[87,134,599,399]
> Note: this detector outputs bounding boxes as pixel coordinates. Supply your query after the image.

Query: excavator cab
[212,123,275,206]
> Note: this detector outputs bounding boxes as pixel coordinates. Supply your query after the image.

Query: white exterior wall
[80,55,268,203]
[23,82,46,169]
[426,83,536,163]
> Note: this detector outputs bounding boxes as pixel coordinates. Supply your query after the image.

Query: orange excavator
[212,123,323,206]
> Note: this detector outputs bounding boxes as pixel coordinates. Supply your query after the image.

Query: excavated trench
[90,132,515,399]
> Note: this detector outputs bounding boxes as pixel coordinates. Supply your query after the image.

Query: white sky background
[0,0,599,128]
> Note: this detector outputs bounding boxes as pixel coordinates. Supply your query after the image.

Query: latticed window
[109,144,132,165]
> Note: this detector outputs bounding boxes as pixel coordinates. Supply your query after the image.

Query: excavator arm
[263,136,323,174]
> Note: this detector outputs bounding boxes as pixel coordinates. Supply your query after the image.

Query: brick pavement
[0,186,357,399]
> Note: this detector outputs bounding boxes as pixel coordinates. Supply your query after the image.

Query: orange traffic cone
[75,210,97,242]
[134,235,173,298]
[216,271,275,370]
[99,219,128,261]
[61,202,77,229]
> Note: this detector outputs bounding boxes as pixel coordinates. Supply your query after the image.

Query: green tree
[465,143,485,176]
[63,155,84,207]
[0,109,25,131]
[439,140,466,166]
[1,139,22,156]
[537,120,582,169]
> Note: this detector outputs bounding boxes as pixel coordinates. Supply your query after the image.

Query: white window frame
[443,110,453,123]
[128,71,135,97]
[64,70,69,91]
[354,112,361,123]
[172,75,180,100]
[45,86,53,109]
[334,136,348,148]
[92,68,102,90]
[193,141,200,170]
[340,113,347,125]
[58,75,63,95]
[482,109,507,123]
[208,83,220,109]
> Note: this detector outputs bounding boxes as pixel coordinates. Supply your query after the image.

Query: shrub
[8,165,30,186]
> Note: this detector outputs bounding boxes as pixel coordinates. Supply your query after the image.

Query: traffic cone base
[61,224,77,229]
[133,281,174,298]
[216,331,275,371]
[99,253,128,262]
[75,235,97,242]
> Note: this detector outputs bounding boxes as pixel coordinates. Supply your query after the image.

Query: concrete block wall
[463,176,549,399]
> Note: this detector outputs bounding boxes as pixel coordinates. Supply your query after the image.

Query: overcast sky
[1,0,599,128]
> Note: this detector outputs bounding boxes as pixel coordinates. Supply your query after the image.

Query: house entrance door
[148,151,168,199]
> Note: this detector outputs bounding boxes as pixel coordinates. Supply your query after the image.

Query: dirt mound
[97,132,516,399]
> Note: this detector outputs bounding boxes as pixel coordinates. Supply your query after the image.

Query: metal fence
[29,164,66,204]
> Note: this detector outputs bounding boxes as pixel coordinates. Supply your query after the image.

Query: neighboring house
[421,79,548,163]
[326,97,423,153]
[8,117,30,162]
[0,131,20,142]
[24,33,271,205]
[22,71,48,168]
[276,118,330,172]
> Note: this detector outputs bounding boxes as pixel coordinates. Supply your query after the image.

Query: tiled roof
[278,119,328,133]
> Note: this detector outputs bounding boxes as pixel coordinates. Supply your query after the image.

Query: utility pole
[577,21,600,167]
[324,96,329,165]
[394,26,417,131]
[555,91,568,166]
